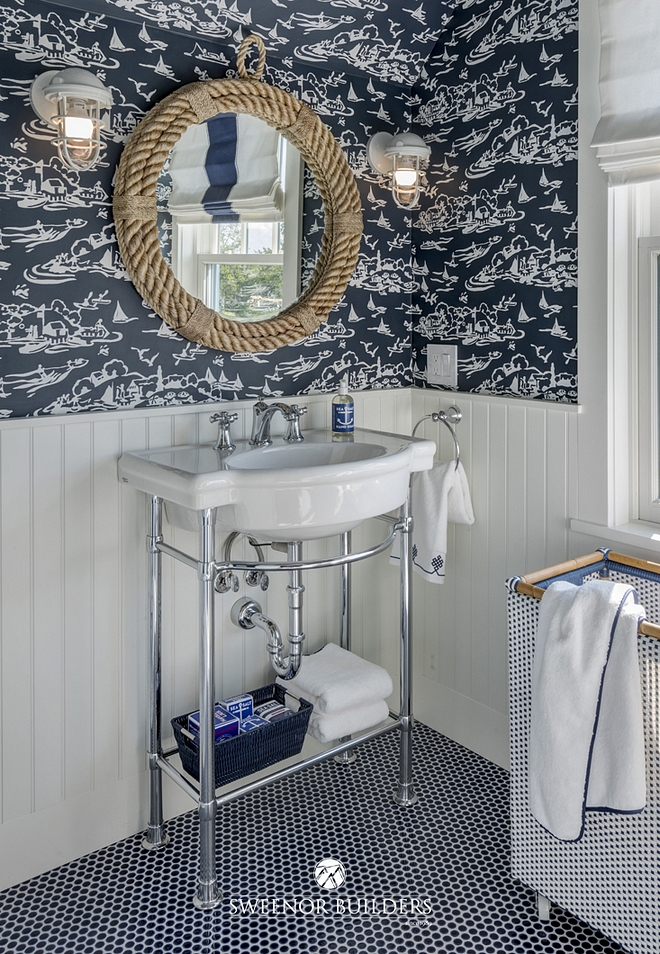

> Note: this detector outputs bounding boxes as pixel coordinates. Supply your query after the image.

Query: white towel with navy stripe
[529,580,646,842]
[390,460,474,583]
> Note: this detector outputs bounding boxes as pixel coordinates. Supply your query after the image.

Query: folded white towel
[529,580,646,842]
[306,699,390,744]
[276,643,392,714]
[390,460,475,583]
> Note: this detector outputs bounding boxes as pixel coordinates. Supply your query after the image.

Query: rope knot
[327,211,364,236]
[112,194,157,222]
[282,103,318,145]
[288,303,320,336]
[183,84,218,124]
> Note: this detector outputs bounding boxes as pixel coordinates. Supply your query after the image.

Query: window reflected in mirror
[157,113,303,323]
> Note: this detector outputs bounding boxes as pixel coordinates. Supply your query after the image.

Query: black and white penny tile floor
[0,725,623,953]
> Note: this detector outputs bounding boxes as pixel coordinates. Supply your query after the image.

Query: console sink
[118,428,435,541]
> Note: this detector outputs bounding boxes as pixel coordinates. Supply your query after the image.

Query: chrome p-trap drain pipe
[230,541,305,680]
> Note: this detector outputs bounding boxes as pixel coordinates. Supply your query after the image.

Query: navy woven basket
[171,684,313,788]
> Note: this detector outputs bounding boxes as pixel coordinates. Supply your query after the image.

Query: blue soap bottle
[332,375,354,442]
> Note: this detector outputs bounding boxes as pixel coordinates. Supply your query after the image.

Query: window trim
[571,178,660,551]
[567,0,660,554]
[199,253,285,317]
[637,237,660,522]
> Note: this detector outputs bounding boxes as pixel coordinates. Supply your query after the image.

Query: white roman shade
[592,0,660,184]
[168,113,283,221]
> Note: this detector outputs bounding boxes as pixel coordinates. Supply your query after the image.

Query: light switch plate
[426,344,457,387]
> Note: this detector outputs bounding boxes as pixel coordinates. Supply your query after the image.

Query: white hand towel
[307,699,390,744]
[390,460,475,583]
[276,643,392,714]
[529,580,646,842]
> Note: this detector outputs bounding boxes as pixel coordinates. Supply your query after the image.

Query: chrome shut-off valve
[246,568,269,591]
[214,568,239,594]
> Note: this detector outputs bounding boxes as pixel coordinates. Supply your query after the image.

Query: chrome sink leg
[339,530,352,651]
[143,495,170,851]
[194,507,222,910]
[287,541,305,679]
[394,486,418,807]
[335,530,356,766]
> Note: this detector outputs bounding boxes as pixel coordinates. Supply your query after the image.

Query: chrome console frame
[142,484,417,909]
[143,496,170,852]
[334,530,357,766]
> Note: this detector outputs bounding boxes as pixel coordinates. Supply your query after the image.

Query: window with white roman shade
[571,0,660,550]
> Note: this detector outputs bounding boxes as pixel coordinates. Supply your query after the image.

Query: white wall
[0,385,624,893]
[0,377,588,892]
[408,0,603,767]
[410,390,581,769]
[410,0,641,764]
[0,388,412,890]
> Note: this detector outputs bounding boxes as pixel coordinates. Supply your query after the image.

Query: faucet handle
[210,411,238,425]
[210,411,238,452]
[284,404,307,443]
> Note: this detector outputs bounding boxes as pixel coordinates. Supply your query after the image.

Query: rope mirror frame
[112,35,363,353]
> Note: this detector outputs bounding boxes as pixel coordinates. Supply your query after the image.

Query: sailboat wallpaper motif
[412,0,578,401]
[0,0,578,417]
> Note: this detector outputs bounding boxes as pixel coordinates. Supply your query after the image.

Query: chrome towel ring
[412,404,462,470]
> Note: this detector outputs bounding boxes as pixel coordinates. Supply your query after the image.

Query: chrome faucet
[250,401,307,447]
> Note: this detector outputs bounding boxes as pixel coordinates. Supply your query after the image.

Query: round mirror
[157,114,304,324]
[113,36,363,354]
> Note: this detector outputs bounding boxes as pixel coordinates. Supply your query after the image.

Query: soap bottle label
[332,403,354,433]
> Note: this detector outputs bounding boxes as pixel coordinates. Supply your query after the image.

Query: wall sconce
[30,68,113,172]
[366,132,431,209]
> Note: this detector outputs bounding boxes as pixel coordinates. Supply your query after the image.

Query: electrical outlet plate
[426,344,457,387]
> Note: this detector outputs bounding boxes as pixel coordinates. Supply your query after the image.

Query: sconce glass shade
[30,68,113,172]
[366,131,431,209]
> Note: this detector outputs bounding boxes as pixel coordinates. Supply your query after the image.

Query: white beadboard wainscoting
[0,388,413,890]
[0,386,583,890]
[410,390,581,771]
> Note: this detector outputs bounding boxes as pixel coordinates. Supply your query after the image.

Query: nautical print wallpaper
[412,0,579,402]
[0,0,428,417]
[46,0,456,87]
[0,0,579,418]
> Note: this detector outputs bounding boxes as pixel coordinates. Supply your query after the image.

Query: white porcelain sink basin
[227,441,386,470]
[118,428,435,541]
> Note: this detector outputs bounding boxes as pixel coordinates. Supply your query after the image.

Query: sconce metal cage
[30,68,113,172]
[367,131,431,209]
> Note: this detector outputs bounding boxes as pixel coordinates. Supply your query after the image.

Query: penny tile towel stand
[508,550,660,954]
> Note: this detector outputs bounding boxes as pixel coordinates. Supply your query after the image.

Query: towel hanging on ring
[390,459,475,584]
